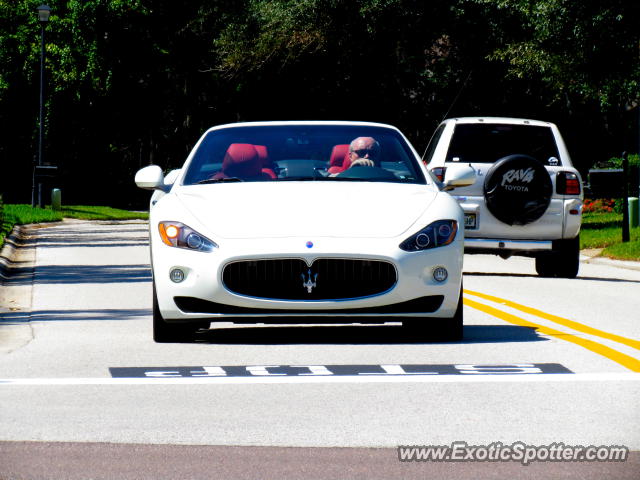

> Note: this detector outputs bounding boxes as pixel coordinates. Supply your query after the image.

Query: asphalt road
[1,220,639,479]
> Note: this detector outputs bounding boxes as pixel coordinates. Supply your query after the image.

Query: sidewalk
[580,248,640,272]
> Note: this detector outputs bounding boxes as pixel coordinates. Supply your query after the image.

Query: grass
[0,204,148,249]
[581,210,640,260]
[603,240,640,260]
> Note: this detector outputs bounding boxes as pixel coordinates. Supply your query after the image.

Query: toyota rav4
[424,117,583,278]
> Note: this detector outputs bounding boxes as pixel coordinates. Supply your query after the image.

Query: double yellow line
[463,289,640,372]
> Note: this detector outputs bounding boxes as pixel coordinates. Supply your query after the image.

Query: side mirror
[443,164,476,191]
[135,165,168,191]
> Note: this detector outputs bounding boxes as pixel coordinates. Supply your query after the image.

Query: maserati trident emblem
[301,269,318,293]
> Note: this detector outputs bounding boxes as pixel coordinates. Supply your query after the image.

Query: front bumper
[151,235,463,323]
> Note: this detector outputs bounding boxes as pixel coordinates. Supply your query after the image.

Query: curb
[0,224,36,354]
[0,225,25,284]
[580,254,640,272]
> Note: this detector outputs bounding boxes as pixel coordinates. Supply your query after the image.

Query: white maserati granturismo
[135,121,475,342]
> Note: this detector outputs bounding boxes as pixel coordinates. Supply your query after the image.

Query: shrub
[592,153,639,170]
[590,153,640,198]
[583,198,615,213]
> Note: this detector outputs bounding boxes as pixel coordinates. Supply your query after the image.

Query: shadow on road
[0,308,151,323]
[3,264,152,285]
[191,323,547,346]
[17,232,148,249]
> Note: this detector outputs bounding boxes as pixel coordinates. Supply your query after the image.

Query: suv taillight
[556,172,581,195]
[431,167,446,182]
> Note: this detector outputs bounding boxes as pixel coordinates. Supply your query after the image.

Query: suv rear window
[446,124,561,166]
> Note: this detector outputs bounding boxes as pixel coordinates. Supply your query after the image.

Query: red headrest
[222,143,261,178]
[329,144,350,167]
[254,145,269,167]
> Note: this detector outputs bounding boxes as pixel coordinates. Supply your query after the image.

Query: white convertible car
[135,121,475,342]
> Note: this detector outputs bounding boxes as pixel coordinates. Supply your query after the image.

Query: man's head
[349,137,380,167]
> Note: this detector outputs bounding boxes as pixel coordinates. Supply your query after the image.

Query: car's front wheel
[535,235,580,278]
[152,283,209,343]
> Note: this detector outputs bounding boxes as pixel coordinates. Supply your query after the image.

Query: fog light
[170,268,185,283]
[433,267,448,282]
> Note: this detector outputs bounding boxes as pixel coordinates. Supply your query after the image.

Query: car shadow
[192,323,546,345]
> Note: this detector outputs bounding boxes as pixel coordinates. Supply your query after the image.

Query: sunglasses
[351,148,377,157]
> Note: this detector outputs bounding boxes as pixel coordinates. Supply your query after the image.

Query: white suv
[424,117,583,278]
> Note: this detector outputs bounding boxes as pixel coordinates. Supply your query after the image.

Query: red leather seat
[254,144,277,179]
[327,144,350,174]
[213,143,272,180]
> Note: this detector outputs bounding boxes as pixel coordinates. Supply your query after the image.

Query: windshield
[182,125,426,185]
[446,124,561,166]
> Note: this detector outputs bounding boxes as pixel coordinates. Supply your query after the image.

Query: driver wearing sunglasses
[348,137,381,168]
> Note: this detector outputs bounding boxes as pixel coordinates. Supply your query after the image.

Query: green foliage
[465,0,640,111]
[592,154,640,170]
[1,0,638,208]
[215,0,327,74]
[0,0,147,97]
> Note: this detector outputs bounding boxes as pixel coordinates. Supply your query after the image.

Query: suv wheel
[484,154,552,226]
[535,235,580,278]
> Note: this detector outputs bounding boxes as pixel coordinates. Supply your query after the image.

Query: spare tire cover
[483,154,552,226]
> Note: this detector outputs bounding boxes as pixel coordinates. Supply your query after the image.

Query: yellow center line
[464,289,640,351]
[463,297,640,372]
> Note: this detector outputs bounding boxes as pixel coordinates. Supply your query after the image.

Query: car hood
[174,182,437,239]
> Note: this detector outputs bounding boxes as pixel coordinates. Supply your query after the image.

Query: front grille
[222,258,397,300]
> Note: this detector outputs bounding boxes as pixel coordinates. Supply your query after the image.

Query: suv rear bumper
[464,238,552,252]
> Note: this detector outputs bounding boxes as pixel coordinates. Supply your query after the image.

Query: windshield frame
[179,123,428,186]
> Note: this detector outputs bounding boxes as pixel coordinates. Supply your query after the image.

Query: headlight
[399,220,458,252]
[158,222,217,252]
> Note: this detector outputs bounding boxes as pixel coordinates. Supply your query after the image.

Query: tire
[484,154,552,226]
[535,235,580,278]
[152,283,209,343]
[403,284,463,342]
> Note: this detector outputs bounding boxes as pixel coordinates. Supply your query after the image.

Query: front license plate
[464,213,477,229]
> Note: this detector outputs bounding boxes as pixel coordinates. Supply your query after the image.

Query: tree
[1,0,637,206]
[462,0,640,163]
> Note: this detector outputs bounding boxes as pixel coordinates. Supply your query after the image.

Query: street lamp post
[33,4,50,208]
